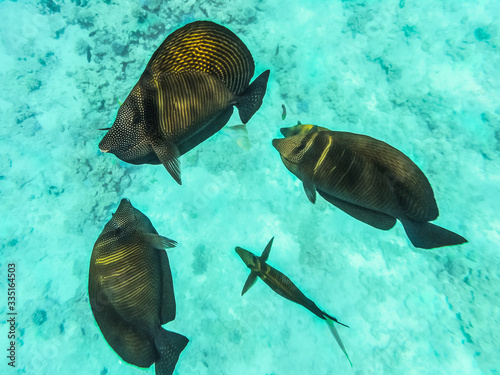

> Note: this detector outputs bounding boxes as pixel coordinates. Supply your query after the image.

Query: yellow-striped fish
[272,125,467,249]
[99,21,270,184]
[235,237,352,367]
[88,199,188,375]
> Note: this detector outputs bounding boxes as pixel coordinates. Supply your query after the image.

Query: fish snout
[271,138,281,152]
[235,247,256,268]
[98,135,112,153]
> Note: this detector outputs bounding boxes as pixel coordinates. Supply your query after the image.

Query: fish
[279,122,328,137]
[281,104,286,120]
[272,125,468,249]
[235,237,352,366]
[88,199,188,375]
[220,124,251,150]
[99,21,270,184]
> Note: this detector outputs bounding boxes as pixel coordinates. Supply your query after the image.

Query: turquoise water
[1,0,499,374]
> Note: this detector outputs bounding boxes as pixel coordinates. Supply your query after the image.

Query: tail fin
[322,311,349,328]
[236,70,270,124]
[324,316,353,367]
[154,328,189,375]
[401,218,467,249]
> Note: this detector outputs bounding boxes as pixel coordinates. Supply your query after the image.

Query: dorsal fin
[260,237,274,261]
[145,21,255,95]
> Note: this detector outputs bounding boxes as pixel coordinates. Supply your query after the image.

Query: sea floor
[1,0,499,374]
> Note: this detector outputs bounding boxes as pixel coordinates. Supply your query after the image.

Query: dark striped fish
[235,237,352,366]
[99,21,270,184]
[272,125,467,249]
[280,123,328,137]
[88,199,188,375]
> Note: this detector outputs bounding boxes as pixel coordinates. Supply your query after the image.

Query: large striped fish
[88,199,188,375]
[235,237,352,367]
[99,21,270,184]
[272,125,467,249]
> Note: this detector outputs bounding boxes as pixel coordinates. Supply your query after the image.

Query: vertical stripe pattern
[274,128,439,222]
[88,200,177,368]
[154,70,234,141]
[146,21,254,95]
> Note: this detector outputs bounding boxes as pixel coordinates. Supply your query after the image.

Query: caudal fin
[322,311,349,328]
[401,219,467,249]
[154,328,189,375]
[324,316,353,367]
[236,70,270,124]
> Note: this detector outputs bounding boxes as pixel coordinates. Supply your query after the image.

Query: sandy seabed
[1,0,499,374]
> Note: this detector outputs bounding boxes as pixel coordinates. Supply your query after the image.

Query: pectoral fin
[143,233,177,249]
[241,271,258,296]
[151,139,182,185]
[260,237,274,262]
[302,174,317,204]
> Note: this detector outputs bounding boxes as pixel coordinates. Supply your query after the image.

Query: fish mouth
[271,138,280,150]
[235,247,255,267]
[99,148,109,153]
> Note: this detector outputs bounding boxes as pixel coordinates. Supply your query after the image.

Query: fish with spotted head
[272,125,467,249]
[88,199,188,375]
[99,21,270,184]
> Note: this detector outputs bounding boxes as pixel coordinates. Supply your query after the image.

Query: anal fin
[177,107,234,155]
[318,190,396,230]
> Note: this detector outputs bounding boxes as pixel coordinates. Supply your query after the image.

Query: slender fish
[235,237,352,366]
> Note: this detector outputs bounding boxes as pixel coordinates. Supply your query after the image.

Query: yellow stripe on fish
[273,125,467,249]
[99,21,269,184]
[88,199,188,375]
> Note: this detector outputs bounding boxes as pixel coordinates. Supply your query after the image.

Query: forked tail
[154,328,189,375]
[401,218,467,249]
[324,315,352,367]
